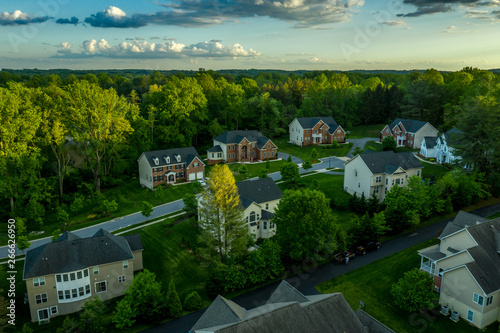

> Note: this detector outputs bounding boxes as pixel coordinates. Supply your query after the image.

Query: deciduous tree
[391,268,438,313]
[141,201,154,221]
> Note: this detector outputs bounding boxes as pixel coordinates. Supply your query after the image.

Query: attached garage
[189,173,196,181]
[197,171,204,179]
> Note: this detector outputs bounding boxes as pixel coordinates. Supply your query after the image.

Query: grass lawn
[488,212,500,219]
[316,238,498,333]
[363,140,383,152]
[274,136,353,162]
[347,124,384,139]
[421,162,452,180]
[225,160,287,182]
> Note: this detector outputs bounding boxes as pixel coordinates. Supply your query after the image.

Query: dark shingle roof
[356,309,396,333]
[191,295,246,331]
[123,234,144,252]
[207,145,223,153]
[236,178,283,206]
[214,130,272,148]
[443,128,463,147]
[357,151,422,175]
[423,136,438,149]
[294,117,340,134]
[23,229,142,279]
[266,280,309,304]
[389,118,429,133]
[439,211,489,239]
[465,219,500,294]
[141,147,201,168]
[261,210,275,220]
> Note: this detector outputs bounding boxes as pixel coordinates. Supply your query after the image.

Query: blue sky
[1,0,499,71]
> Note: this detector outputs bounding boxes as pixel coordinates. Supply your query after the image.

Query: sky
[1,0,499,71]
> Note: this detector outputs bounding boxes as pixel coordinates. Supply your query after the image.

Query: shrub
[184,291,203,311]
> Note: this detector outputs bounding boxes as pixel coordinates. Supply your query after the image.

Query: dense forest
[1,67,499,229]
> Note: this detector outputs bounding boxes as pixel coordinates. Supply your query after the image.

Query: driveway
[346,138,380,158]
[144,203,500,333]
[278,152,304,164]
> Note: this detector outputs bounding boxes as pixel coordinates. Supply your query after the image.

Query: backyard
[316,238,499,333]
[347,124,384,139]
[274,135,353,162]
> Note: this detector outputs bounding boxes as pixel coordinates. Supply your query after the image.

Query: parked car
[356,241,381,255]
[333,251,355,264]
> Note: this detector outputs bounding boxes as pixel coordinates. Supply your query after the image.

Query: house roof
[464,219,500,294]
[389,118,429,133]
[357,151,423,175]
[261,210,275,220]
[442,128,464,147]
[141,147,201,168]
[439,211,489,239]
[23,229,142,279]
[214,130,274,149]
[236,178,283,206]
[423,136,438,149]
[265,280,309,304]
[294,117,340,134]
[355,309,396,333]
[207,145,223,153]
[191,280,372,333]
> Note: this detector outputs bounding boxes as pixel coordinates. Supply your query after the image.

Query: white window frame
[467,309,474,322]
[119,275,126,283]
[93,267,99,275]
[38,308,49,321]
[35,293,48,304]
[123,261,129,269]
[95,281,107,293]
[473,293,484,306]
[486,296,493,306]
[33,277,45,287]
[50,306,58,315]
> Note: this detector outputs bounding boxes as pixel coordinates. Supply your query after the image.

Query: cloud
[398,0,483,17]
[53,38,261,59]
[56,16,79,25]
[84,6,146,28]
[0,10,51,26]
[382,19,406,26]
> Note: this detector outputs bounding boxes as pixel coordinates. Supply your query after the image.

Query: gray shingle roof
[23,229,142,279]
[465,219,500,294]
[191,295,246,331]
[439,211,489,239]
[261,210,275,220]
[266,280,309,304]
[214,130,274,149]
[236,178,283,206]
[423,136,438,149]
[356,309,396,333]
[294,117,340,134]
[141,146,201,168]
[207,145,223,153]
[123,234,144,252]
[389,118,429,133]
[358,151,422,175]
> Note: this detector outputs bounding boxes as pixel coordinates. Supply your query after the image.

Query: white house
[419,136,438,158]
[289,117,345,147]
[436,128,463,164]
[343,151,423,200]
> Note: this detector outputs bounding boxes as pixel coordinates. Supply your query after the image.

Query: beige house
[288,117,346,146]
[343,151,423,200]
[236,178,283,239]
[23,229,143,323]
[418,212,500,329]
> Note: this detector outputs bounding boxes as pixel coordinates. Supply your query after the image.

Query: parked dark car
[356,241,381,255]
[333,251,355,264]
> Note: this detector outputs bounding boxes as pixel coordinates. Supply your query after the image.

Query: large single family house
[381,118,438,149]
[418,211,500,329]
[420,128,463,164]
[207,130,277,165]
[343,151,423,200]
[23,230,143,323]
[138,147,205,190]
[288,117,346,146]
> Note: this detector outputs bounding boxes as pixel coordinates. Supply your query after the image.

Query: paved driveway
[346,138,380,158]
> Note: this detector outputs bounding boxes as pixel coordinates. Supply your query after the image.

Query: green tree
[57,316,80,333]
[310,148,318,161]
[287,155,293,163]
[16,218,30,253]
[198,164,247,263]
[273,189,339,261]
[21,324,34,333]
[101,199,118,217]
[352,146,363,156]
[391,268,438,313]
[56,206,70,225]
[349,212,389,246]
[141,201,154,221]
[184,291,203,311]
[331,140,339,149]
[79,296,107,333]
[166,280,183,318]
[238,164,248,176]
[265,159,271,171]
[183,192,198,216]
[112,298,136,329]
[382,136,397,152]
[51,229,62,242]
[302,160,312,171]
[154,184,166,203]
[258,169,268,179]
[280,162,300,185]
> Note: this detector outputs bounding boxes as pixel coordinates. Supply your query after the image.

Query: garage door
[197,171,204,179]
[189,173,196,181]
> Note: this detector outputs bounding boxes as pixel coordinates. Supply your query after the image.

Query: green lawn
[316,239,498,333]
[347,124,384,139]
[226,160,287,182]
[363,140,383,152]
[421,161,452,180]
[274,136,353,162]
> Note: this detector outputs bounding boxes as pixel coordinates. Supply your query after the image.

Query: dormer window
[176,155,181,162]
[153,157,159,165]
[166,156,170,163]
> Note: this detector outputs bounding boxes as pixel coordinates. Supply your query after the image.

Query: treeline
[1,67,499,227]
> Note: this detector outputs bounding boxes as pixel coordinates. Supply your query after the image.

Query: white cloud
[0,10,50,25]
[58,42,72,53]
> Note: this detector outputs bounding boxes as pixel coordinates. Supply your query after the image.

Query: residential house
[288,117,346,146]
[343,151,423,200]
[138,147,205,190]
[418,212,500,329]
[436,128,463,164]
[190,280,395,333]
[236,178,283,239]
[381,118,439,149]
[207,130,278,165]
[419,136,438,159]
[23,229,143,323]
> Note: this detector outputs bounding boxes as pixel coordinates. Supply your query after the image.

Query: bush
[184,291,203,311]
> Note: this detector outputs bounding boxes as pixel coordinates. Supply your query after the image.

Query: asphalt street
[144,203,500,333]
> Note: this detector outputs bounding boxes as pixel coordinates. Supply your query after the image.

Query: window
[65,290,70,299]
[264,152,267,158]
[473,293,484,305]
[417,170,421,176]
[374,186,379,194]
[249,211,256,222]
[375,176,381,183]
[63,274,69,282]
[355,170,358,177]
[385,187,388,194]
[50,306,58,315]
[252,143,255,148]
[77,271,82,279]
[263,221,267,229]
[119,275,126,283]
[271,151,274,157]
[95,281,107,293]
[70,273,75,281]
[123,261,129,269]
[159,175,163,181]
[268,144,270,148]
[93,267,99,275]
[252,151,255,157]
[58,291,64,300]
[385,178,388,185]
[35,293,48,304]
[72,289,77,298]
[392,179,395,186]
[84,269,89,277]
[270,221,274,229]
[337,129,341,133]
[358,183,360,188]
[154,176,158,182]
[166,156,170,163]
[233,145,236,150]
[266,203,269,210]
[38,309,49,321]
[233,153,235,159]
[33,277,45,287]
[194,162,199,167]
[467,309,474,322]
[438,268,444,277]
[56,275,62,283]
[217,153,222,158]
[79,287,84,297]
[486,296,493,306]
[85,284,91,295]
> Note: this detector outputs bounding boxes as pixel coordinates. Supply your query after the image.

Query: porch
[418,244,446,275]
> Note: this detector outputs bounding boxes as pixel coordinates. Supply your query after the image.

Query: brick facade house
[138,147,205,190]
[289,117,345,146]
[207,130,277,165]
[381,118,439,149]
